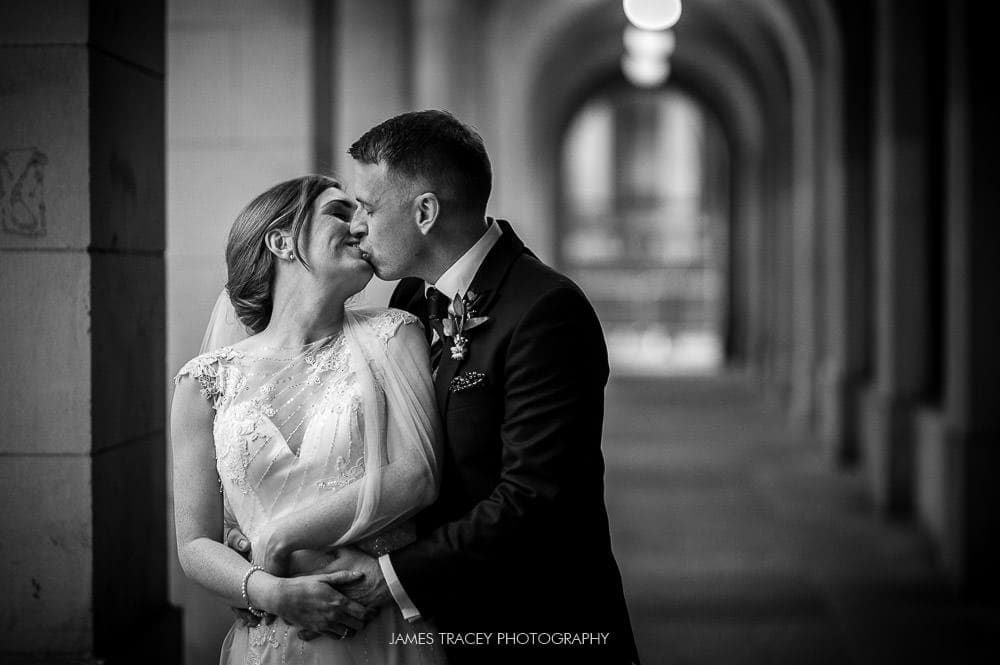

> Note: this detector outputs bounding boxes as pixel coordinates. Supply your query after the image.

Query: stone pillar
[333,0,413,177]
[940,0,1000,597]
[0,2,179,663]
[821,0,874,465]
[701,116,730,355]
[765,6,820,432]
[333,0,414,307]
[166,1,319,661]
[812,6,846,462]
[756,160,781,390]
[738,167,764,373]
[764,145,796,407]
[861,0,933,514]
[412,0,487,125]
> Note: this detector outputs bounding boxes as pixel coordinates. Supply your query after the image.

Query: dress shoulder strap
[351,307,421,344]
[173,347,244,405]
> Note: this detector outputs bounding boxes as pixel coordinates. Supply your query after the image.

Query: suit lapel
[465,219,524,319]
[434,219,526,413]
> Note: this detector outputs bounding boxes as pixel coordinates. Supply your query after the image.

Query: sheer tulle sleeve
[334,308,441,545]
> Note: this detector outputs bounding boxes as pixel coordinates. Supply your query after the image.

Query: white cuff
[379,554,422,622]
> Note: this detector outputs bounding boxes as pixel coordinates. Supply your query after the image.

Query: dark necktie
[425,287,447,370]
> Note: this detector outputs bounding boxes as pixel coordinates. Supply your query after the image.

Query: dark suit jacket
[387,220,639,665]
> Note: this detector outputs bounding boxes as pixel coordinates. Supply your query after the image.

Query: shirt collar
[425,218,503,301]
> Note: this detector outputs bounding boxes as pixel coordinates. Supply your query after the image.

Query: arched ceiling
[479,0,840,256]
[523,0,803,155]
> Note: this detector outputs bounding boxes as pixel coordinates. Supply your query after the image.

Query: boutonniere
[441,290,490,360]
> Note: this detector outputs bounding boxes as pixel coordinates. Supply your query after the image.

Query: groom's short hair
[348,110,492,215]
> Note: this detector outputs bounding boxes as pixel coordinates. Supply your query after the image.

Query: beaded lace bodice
[175,308,419,545]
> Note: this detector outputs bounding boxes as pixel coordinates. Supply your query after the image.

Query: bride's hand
[272,570,370,639]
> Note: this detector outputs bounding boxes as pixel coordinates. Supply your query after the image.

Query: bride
[171,175,447,664]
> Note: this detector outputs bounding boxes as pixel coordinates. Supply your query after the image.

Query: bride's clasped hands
[247,524,374,640]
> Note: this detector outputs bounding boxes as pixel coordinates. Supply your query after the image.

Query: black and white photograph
[1,1,998,664]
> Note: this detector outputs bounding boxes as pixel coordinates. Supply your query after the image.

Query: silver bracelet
[241,565,267,618]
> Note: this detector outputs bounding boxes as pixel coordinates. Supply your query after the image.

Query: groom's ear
[414,192,440,236]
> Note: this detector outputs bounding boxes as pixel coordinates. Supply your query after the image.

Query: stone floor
[603,374,998,665]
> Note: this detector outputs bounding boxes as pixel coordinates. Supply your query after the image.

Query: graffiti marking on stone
[1,147,49,237]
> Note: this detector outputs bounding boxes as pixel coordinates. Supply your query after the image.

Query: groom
[343,110,637,665]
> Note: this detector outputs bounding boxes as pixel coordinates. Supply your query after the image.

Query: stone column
[821,0,874,465]
[0,2,179,663]
[166,1,319,660]
[333,0,414,177]
[940,0,1000,596]
[412,0,487,125]
[764,144,796,406]
[738,167,764,373]
[333,0,414,307]
[861,0,933,514]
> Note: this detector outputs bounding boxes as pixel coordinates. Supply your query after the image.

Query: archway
[558,84,729,374]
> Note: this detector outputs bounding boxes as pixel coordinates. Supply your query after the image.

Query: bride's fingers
[324,626,356,640]
[295,627,354,641]
[331,610,364,632]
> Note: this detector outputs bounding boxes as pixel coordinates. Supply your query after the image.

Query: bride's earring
[287,252,296,261]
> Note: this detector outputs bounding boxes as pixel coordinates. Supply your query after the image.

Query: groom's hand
[225,523,252,560]
[321,547,392,609]
[224,524,262,626]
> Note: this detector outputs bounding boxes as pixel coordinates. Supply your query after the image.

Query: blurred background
[2,0,998,663]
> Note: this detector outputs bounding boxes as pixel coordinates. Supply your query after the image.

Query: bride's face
[298,186,373,292]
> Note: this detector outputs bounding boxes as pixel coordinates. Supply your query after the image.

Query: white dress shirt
[378,218,503,622]
[425,217,503,301]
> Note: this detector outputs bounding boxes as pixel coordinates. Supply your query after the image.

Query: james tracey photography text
[388,632,612,647]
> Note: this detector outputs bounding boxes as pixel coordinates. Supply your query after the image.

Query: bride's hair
[226,174,342,333]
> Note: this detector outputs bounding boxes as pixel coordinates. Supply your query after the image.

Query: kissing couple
[172,110,640,665]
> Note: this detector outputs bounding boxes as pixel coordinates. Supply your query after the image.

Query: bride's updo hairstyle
[226,174,342,333]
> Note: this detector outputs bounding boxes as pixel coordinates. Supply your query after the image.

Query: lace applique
[174,347,244,405]
[215,398,274,494]
[324,368,362,416]
[247,623,285,660]
[317,454,365,491]
[370,308,419,343]
[304,333,349,373]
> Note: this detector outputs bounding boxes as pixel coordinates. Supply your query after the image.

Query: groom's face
[350,160,423,281]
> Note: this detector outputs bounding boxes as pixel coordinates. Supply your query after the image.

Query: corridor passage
[604,375,997,665]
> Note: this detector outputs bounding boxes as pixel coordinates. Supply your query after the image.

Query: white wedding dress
[176,307,447,665]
